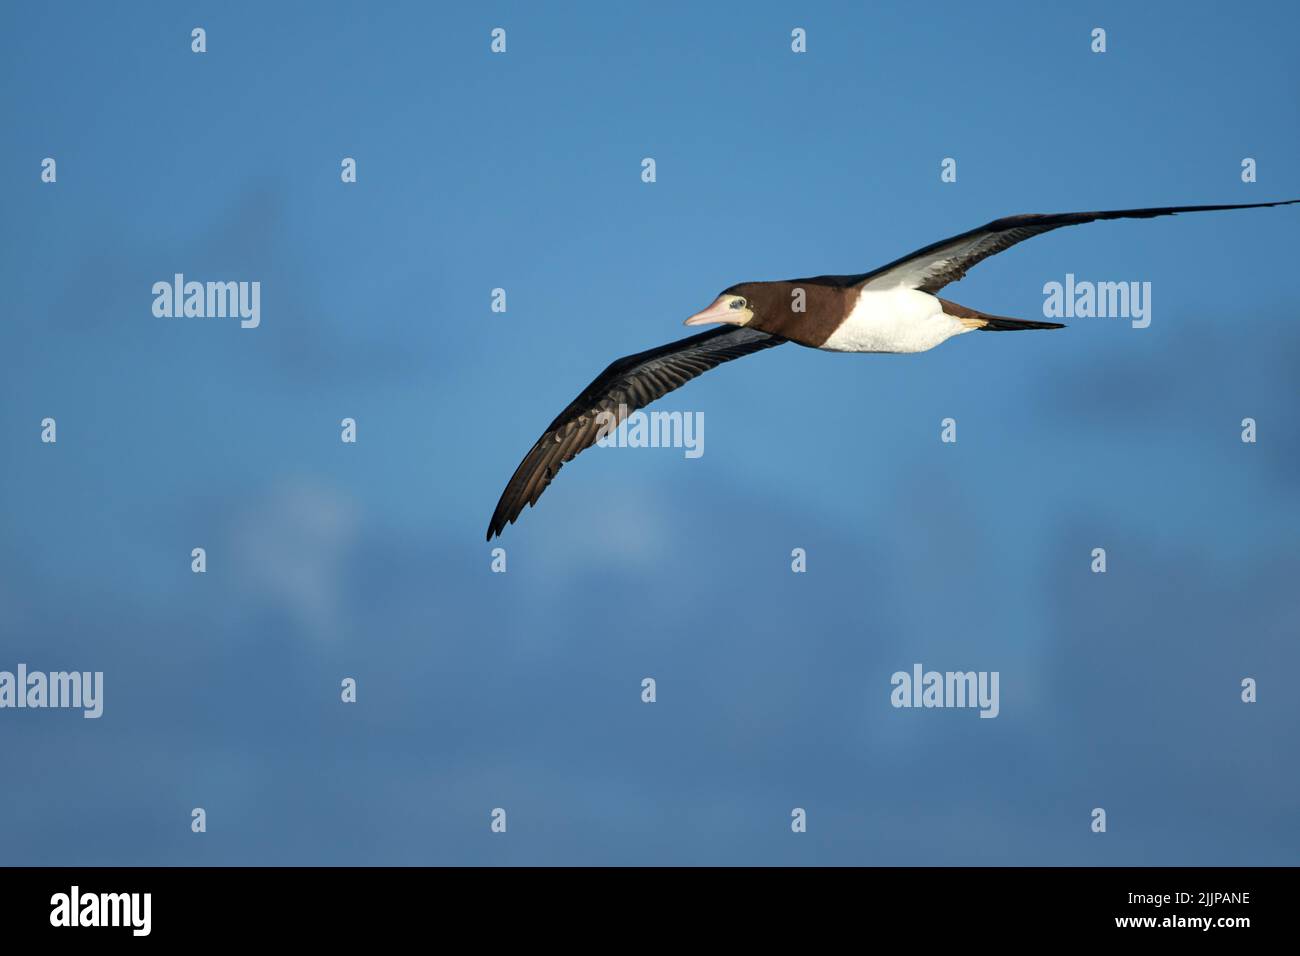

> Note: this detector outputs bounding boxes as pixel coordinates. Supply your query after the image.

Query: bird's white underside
[819,286,973,353]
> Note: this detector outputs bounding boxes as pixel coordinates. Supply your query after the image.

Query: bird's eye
[730,298,746,310]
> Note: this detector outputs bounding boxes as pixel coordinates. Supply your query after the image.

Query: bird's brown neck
[743,281,852,347]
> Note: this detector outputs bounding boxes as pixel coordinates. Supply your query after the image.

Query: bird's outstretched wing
[801,200,1300,293]
[487,325,786,539]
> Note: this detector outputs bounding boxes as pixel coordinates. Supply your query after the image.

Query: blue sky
[1,0,1297,864]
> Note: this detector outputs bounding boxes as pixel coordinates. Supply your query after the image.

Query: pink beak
[684,296,740,327]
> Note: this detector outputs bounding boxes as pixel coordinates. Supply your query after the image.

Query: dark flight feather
[486,326,785,539]
[795,200,1300,292]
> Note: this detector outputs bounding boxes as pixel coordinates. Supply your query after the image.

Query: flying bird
[487,200,1298,539]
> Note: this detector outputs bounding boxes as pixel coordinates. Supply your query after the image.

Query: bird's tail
[974,315,1066,331]
[939,297,1065,331]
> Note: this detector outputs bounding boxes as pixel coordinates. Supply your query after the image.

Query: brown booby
[487,200,1298,539]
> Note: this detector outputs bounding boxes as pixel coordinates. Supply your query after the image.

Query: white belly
[820,287,973,353]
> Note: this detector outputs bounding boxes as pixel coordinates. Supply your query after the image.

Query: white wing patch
[860,232,1000,291]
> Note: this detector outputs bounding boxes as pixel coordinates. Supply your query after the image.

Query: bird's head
[683,283,762,328]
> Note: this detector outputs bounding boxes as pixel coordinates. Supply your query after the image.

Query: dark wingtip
[486,501,520,541]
